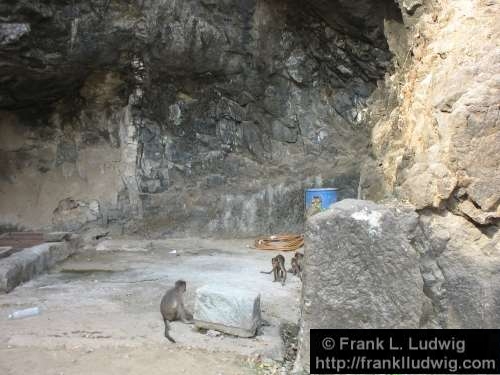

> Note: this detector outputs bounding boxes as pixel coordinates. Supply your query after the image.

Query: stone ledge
[0,241,78,293]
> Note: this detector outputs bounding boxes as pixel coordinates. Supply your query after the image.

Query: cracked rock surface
[0,0,403,235]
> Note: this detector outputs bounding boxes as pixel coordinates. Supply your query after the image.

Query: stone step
[0,240,79,293]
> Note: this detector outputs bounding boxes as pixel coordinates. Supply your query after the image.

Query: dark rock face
[0,1,136,110]
[0,0,403,234]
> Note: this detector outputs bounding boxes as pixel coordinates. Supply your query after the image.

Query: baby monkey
[289,252,304,280]
[261,254,287,285]
[160,279,193,343]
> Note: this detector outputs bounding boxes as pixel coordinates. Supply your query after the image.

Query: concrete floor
[0,238,302,375]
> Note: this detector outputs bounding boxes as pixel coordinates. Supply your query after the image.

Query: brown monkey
[306,196,323,217]
[289,252,304,280]
[260,255,287,285]
[289,257,300,275]
[295,251,304,264]
[160,280,193,343]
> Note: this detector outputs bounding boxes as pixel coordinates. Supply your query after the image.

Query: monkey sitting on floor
[160,279,193,343]
[288,252,304,281]
[260,254,287,286]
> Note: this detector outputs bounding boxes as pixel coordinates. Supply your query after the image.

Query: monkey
[160,280,193,343]
[288,252,304,280]
[295,252,304,280]
[289,256,300,275]
[260,256,278,275]
[276,255,287,285]
[306,196,323,217]
[260,254,287,285]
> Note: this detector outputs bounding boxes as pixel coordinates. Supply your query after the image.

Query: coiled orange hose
[254,234,304,251]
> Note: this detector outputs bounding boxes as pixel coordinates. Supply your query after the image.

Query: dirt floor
[0,238,302,375]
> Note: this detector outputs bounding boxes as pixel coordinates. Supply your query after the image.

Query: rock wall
[0,79,135,231]
[364,0,499,223]
[1,0,499,370]
[0,0,401,235]
[292,1,500,371]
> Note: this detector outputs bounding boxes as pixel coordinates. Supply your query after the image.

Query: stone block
[294,199,426,373]
[193,284,261,338]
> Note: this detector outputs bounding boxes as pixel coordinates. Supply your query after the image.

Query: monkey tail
[260,270,273,274]
[164,319,176,343]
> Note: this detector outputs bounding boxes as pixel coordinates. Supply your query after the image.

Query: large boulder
[193,284,261,338]
[293,199,500,373]
[294,199,427,373]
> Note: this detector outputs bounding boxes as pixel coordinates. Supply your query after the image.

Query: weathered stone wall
[0,70,139,231]
[364,0,500,224]
[1,0,496,238]
[293,1,500,371]
[0,0,401,235]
